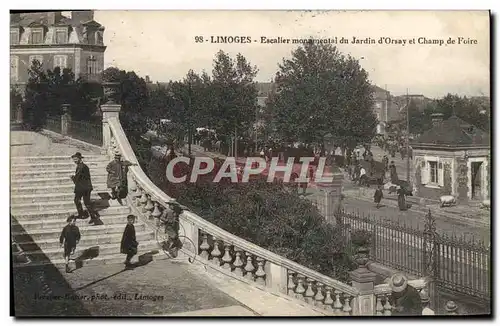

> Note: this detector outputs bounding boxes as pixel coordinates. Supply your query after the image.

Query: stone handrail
[107,116,360,315]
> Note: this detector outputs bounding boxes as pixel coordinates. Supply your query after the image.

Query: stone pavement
[17,258,323,316]
[11,131,102,157]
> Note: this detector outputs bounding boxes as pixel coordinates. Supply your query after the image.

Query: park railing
[68,119,103,147]
[338,209,491,302]
[44,115,62,134]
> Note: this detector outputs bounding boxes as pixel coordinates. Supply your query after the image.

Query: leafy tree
[209,51,259,139]
[269,43,377,150]
[102,67,149,115]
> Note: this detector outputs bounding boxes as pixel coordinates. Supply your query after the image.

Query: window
[30,28,44,44]
[86,56,99,75]
[429,161,438,184]
[10,30,19,45]
[421,158,444,187]
[55,29,67,44]
[10,56,18,82]
[53,55,67,69]
[29,55,44,67]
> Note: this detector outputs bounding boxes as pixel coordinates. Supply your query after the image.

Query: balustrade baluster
[254,257,266,286]
[294,274,306,300]
[383,294,392,316]
[244,253,255,281]
[304,278,315,304]
[210,237,222,266]
[143,195,154,215]
[287,271,296,296]
[333,290,343,315]
[323,286,334,312]
[151,202,162,220]
[314,283,325,309]
[232,247,244,276]
[129,178,137,194]
[139,190,148,208]
[342,294,352,316]
[375,294,384,315]
[199,233,210,260]
[134,186,143,206]
[221,243,233,269]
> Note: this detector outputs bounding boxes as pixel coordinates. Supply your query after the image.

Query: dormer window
[10,29,20,45]
[30,27,44,44]
[55,28,68,44]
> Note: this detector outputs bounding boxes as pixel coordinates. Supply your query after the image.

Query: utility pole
[187,80,192,156]
[406,88,410,182]
[234,122,238,160]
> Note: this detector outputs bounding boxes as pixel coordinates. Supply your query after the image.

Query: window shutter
[421,162,429,184]
[438,162,444,186]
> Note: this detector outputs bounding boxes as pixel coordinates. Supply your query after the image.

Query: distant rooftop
[412,115,490,148]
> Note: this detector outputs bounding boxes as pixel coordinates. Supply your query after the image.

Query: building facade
[410,114,490,202]
[10,11,106,90]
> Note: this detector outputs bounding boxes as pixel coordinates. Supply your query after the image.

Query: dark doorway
[471,161,483,200]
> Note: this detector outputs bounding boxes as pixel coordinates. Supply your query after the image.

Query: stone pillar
[349,247,376,316]
[61,104,71,135]
[101,82,121,153]
[315,171,343,226]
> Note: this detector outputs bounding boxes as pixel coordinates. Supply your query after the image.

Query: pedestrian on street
[121,214,138,267]
[359,165,367,186]
[389,274,422,316]
[59,215,81,273]
[397,187,408,211]
[389,161,398,184]
[374,185,383,209]
[106,152,138,200]
[70,152,98,223]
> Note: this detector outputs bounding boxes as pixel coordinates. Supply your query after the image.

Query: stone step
[11,205,131,221]
[10,183,109,196]
[10,161,108,171]
[11,155,109,164]
[13,245,167,269]
[11,169,108,180]
[15,230,156,251]
[22,239,160,263]
[10,190,115,205]
[12,223,148,242]
[10,198,127,214]
[11,176,107,188]
[16,213,131,231]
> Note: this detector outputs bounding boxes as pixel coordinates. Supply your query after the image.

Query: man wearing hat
[71,152,97,223]
[106,151,138,200]
[389,273,423,316]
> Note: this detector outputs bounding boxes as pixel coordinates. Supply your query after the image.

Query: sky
[92,10,490,98]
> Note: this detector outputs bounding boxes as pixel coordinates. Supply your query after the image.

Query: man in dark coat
[389,161,398,184]
[121,214,138,267]
[71,152,97,223]
[397,187,408,211]
[60,215,81,273]
[390,274,422,316]
[374,185,383,209]
[106,152,137,200]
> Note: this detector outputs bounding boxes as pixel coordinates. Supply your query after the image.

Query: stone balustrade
[105,114,361,316]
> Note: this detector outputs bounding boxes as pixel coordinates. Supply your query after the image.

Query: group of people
[58,151,141,273]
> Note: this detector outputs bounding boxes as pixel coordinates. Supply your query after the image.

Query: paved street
[186,144,490,243]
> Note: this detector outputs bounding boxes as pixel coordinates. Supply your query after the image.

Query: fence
[68,119,103,147]
[338,209,491,302]
[44,116,62,134]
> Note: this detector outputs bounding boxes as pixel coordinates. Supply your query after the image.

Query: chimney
[71,10,94,24]
[431,113,444,127]
[47,12,63,25]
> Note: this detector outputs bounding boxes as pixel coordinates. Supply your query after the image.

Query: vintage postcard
[10,10,491,317]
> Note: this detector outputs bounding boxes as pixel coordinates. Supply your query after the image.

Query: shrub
[147,156,354,282]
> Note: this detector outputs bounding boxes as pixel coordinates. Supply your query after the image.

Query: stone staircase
[10,155,161,268]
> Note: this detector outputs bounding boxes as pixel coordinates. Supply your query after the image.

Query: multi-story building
[10,10,106,91]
